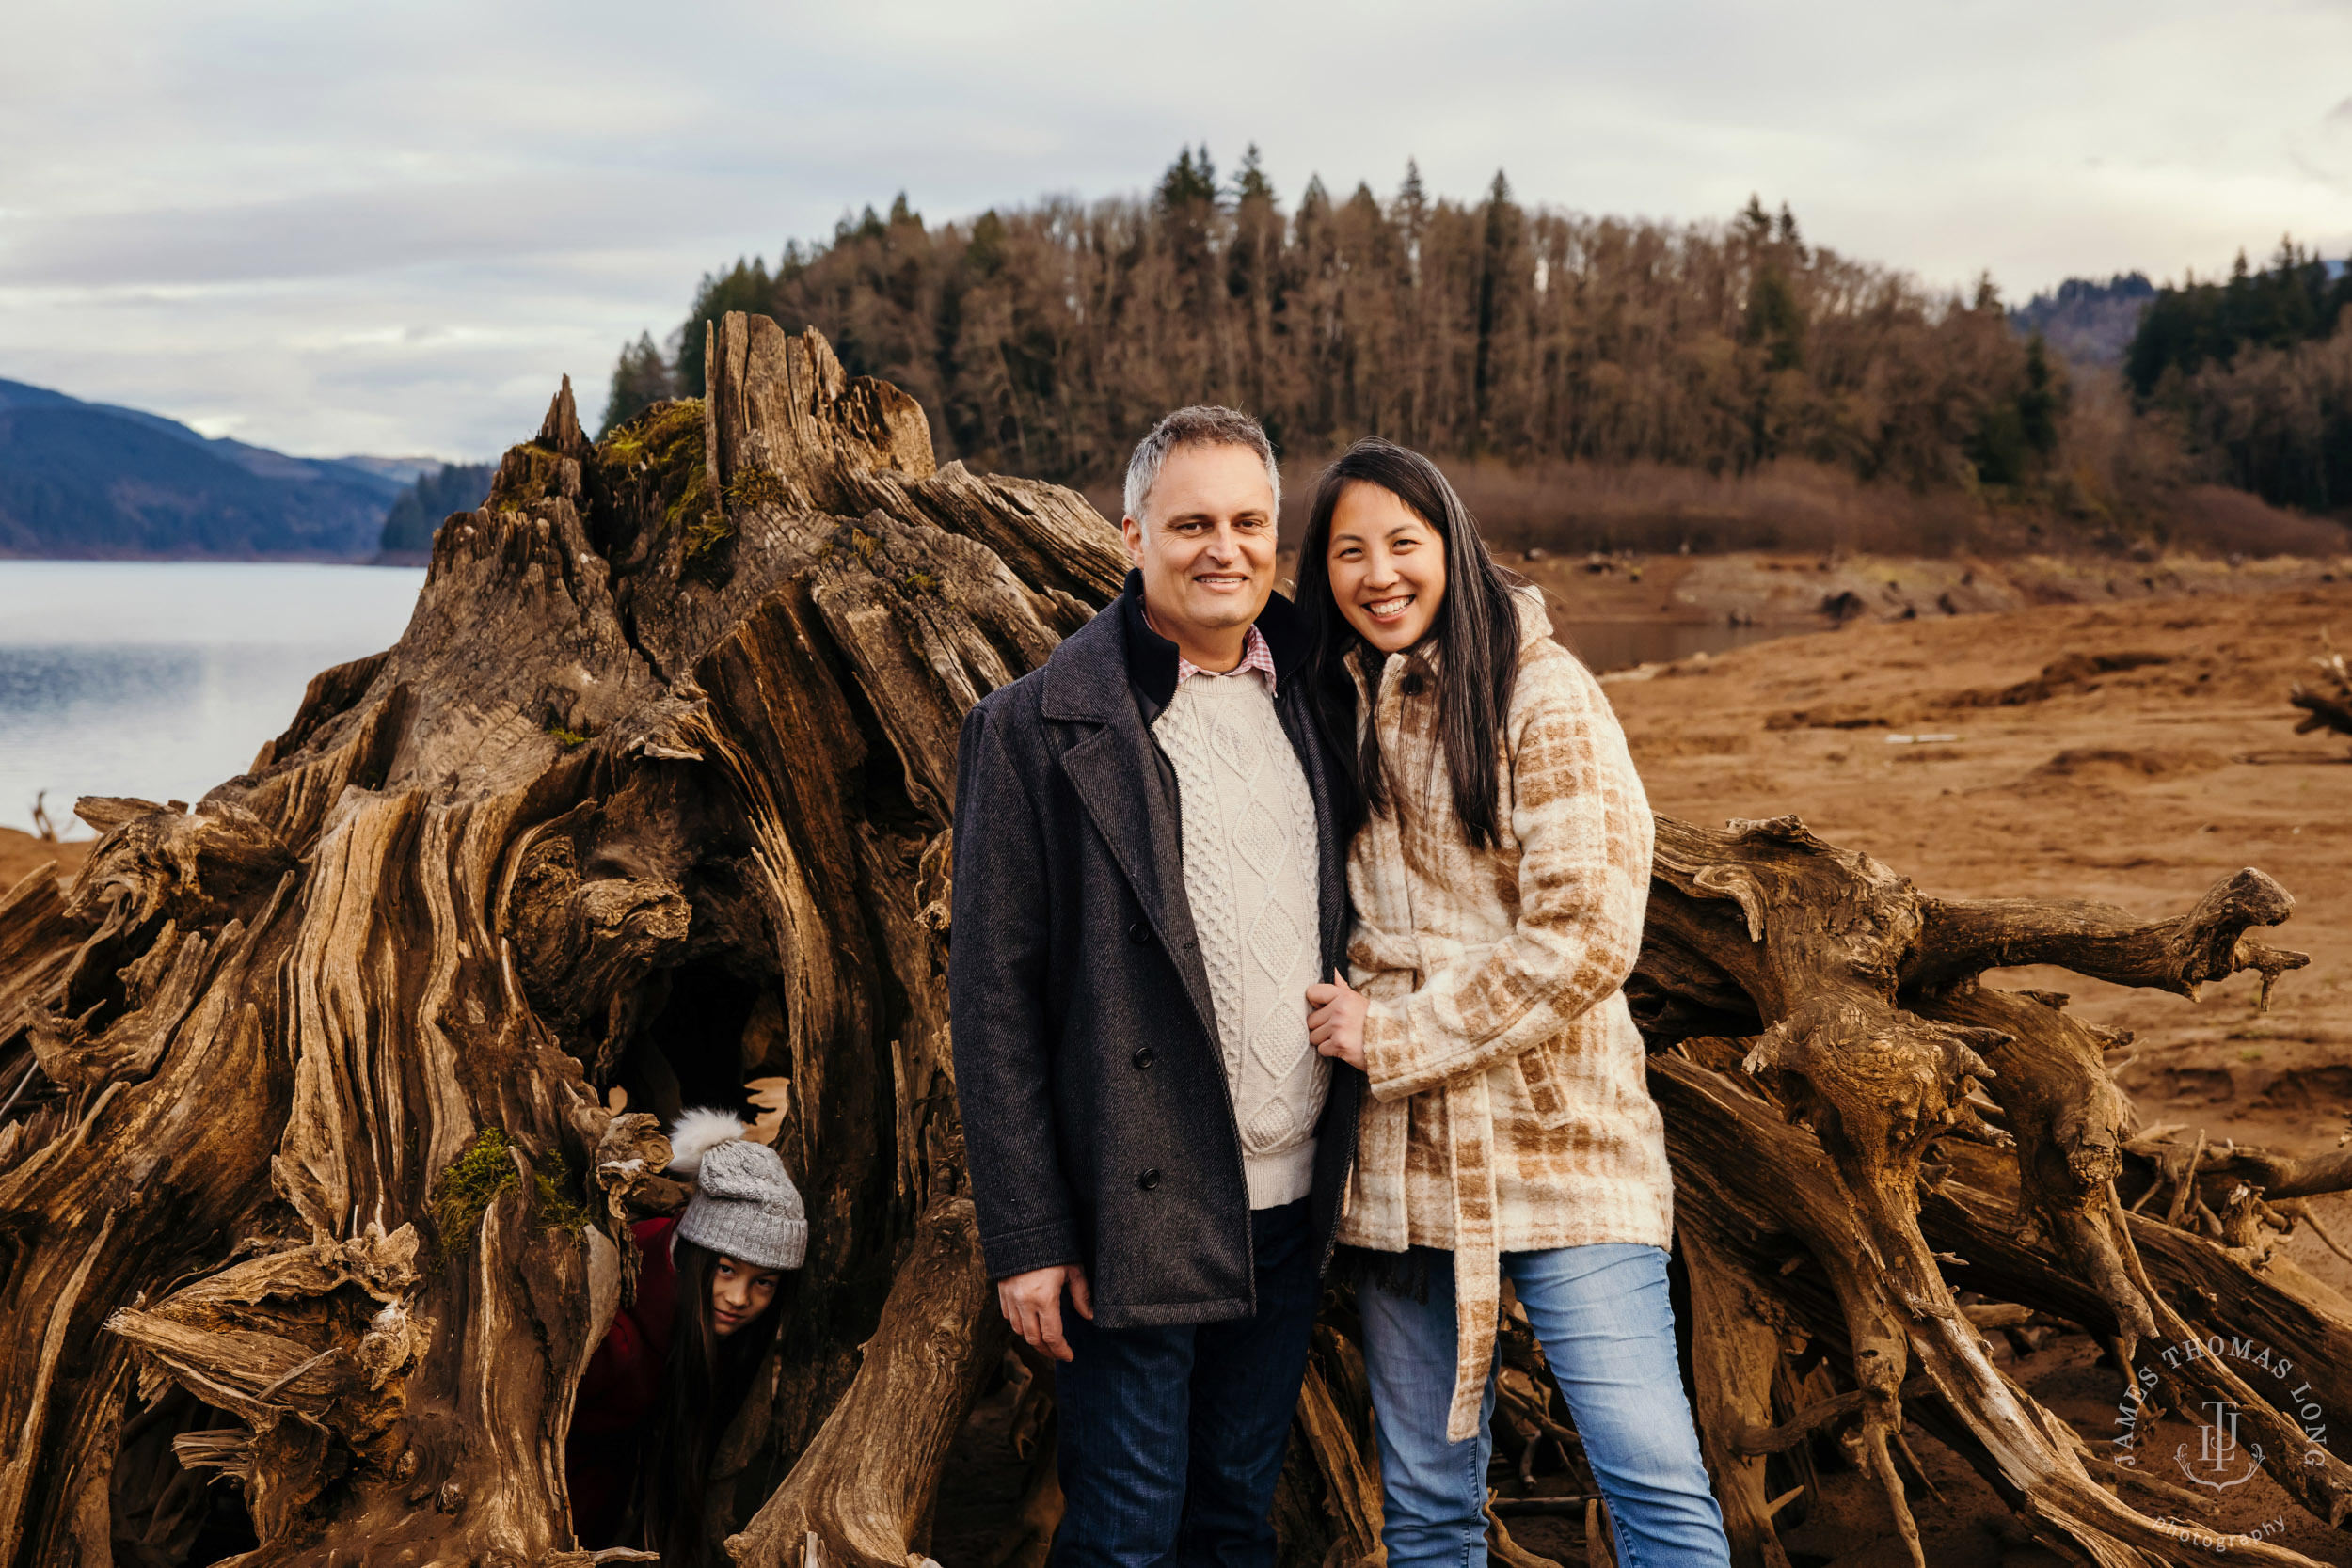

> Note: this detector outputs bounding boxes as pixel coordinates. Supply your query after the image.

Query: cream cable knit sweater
[1153,670,1329,1209]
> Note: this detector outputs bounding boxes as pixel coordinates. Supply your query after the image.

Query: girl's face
[710,1255,783,1337]
[1326,482,1447,655]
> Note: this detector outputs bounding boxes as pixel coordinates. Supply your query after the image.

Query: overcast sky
[4,0,2348,462]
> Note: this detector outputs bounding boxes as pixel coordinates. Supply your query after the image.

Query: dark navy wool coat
[948,571,1364,1327]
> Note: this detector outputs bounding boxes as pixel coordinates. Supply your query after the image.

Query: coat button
[1132,1045,1155,1069]
[1137,1167,1162,1191]
[1128,921,1153,944]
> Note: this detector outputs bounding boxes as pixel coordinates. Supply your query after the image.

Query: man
[950,406,1364,1565]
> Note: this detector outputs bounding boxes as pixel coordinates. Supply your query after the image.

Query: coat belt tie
[1440,1065,1502,1443]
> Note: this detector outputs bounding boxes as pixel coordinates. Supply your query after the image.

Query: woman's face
[1326,482,1447,655]
[710,1255,783,1337]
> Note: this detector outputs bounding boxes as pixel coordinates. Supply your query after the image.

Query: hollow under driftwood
[1,315,2348,1568]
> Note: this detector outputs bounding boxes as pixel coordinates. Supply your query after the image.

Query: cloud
[2,0,2349,456]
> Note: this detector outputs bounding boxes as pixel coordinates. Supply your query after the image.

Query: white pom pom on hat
[666,1107,750,1178]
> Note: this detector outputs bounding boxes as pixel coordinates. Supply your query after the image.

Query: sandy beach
[1593,578,2352,1565]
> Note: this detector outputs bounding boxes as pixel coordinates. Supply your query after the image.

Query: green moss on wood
[901,571,937,596]
[663,464,712,528]
[639,397,705,456]
[548,723,590,751]
[723,467,790,511]
[683,511,734,562]
[428,1126,591,1258]
[429,1128,520,1257]
[532,1148,591,1238]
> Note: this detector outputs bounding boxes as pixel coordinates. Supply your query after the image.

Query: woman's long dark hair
[1295,437,1529,849]
[642,1237,785,1566]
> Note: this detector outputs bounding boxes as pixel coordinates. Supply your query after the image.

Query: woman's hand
[1306,969,1369,1071]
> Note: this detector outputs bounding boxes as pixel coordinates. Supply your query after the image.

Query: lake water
[1553,618,1801,673]
[0,562,1805,840]
[0,562,426,836]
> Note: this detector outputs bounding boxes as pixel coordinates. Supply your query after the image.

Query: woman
[567,1109,808,1565]
[1298,439,1729,1566]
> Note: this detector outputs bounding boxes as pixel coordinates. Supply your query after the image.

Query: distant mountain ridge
[2009,274,2155,366]
[0,378,434,560]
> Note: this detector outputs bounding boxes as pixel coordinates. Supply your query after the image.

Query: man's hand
[1307,968,1369,1071]
[998,1263,1092,1362]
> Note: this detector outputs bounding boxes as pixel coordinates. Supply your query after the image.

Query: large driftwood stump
[2,315,2348,1568]
[0,318,1073,1568]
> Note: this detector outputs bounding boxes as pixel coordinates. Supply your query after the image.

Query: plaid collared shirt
[1157,616,1279,695]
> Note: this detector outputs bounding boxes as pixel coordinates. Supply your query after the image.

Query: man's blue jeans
[1359,1243,1731,1568]
[1051,1197,1320,1568]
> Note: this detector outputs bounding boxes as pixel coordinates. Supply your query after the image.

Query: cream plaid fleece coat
[1337,589,1673,1442]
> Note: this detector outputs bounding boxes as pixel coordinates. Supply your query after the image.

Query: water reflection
[1555,618,1806,673]
[0,562,423,835]
[0,562,1808,837]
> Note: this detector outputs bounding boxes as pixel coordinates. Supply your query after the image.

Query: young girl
[567,1110,808,1565]
[1297,439,1730,1566]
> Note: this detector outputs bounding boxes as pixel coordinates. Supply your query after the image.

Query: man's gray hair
[1122,405,1281,524]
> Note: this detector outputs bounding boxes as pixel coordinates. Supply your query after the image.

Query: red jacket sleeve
[566,1218,683,1547]
[575,1218,681,1428]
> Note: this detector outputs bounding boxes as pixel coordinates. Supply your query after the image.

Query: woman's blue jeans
[1358,1243,1731,1568]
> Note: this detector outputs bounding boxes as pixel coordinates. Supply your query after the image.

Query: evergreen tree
[2126,236,2352,397]
[1472,172,1521,442]
[2017,334,2061,458]
[378,462,496,554]
[1233,144,1275,205]
[1157,145,1219,210]
[1775,201,1806,261]
[1743,205,1807,375]
[674,258,778,398]
[1393,158,1429,279]
[599,332,676,436]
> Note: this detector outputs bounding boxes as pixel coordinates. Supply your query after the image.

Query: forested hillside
[611,155,2083,506]
[601,151,2348,554]
[377,461,495,555]
[2123,244,2352,513]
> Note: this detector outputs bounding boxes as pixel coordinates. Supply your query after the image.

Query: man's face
[1121,442,1279,648]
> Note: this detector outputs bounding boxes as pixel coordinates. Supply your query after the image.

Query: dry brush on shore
[2,318,2349,1568]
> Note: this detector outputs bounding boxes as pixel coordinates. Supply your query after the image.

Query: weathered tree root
[0,317,1097,1567]
[2290,648,2352,744]
[1629,816,2343,1566]
[725,1198,1003,1567]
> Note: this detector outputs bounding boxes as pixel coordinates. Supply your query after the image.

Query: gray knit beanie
[668,1109,807,1271]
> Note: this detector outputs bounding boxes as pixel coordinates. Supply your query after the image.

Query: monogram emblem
[2175,1398,2265,1491]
